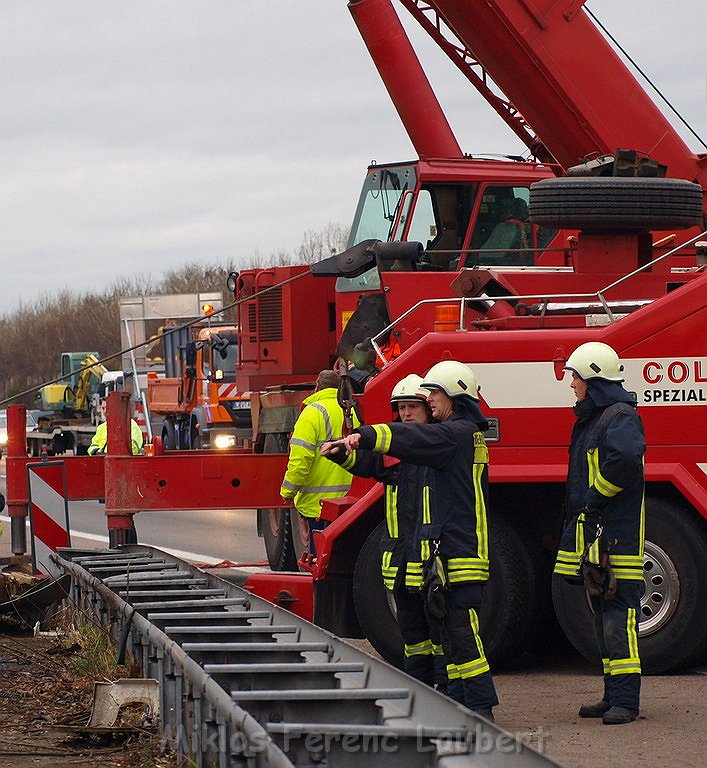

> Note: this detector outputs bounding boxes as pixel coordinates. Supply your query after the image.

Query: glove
[580,551,617,601]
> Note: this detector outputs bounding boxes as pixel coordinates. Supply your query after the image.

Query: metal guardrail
[54,545,561,768]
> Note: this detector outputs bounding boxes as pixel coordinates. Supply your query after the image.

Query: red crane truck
[236,0,707,674]
[5,0,706,676]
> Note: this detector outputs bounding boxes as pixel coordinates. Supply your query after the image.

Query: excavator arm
[73,354,108,414]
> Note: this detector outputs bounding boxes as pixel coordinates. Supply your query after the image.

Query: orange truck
[146,322,249,450]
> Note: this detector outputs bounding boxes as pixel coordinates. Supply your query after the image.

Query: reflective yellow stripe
[610,555,643,565]
[446,663,461,680]
[422,486,431,525]
[627,608,639,661]
[575,511,585,553]
[609,658,641,676]
[556,550,581,564]
[554,562,581,576]
[613,568,644,580]
[453,607,490,678]
[341,452,356,470]
[385,485,398,538]
[405,639,434,657]
[447,557,489,583]
[555,549,582,576]
[473,431,489,464]
[420,540,431,562]
[372,424,392,453]
[611,554,644,581]
[593,466,623,498]
[587,451,598,498]
[447,557,490,568]
[432,643,444,656]
[588,537,601,566]
[457,657,491,678]
[472,462,488,560]
[602,657,611,675]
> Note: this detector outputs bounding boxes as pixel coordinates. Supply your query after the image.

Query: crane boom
[400,0,705,185]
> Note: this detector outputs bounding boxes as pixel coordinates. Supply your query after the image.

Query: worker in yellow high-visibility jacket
[280,369,357,555]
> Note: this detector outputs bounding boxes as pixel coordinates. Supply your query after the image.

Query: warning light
[202,303,215,316]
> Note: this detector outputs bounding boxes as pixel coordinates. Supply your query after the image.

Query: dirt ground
[492,652,707,768]
[0,626,172,768]
[1,625,705,768]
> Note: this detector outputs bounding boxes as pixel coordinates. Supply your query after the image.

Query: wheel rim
[639,539,680,637]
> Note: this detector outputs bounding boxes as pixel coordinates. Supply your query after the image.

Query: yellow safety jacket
[280,388,356,519]
[88,420,144,455]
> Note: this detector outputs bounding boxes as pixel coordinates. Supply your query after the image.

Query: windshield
[211,330,238,383]
[338,165,417,293]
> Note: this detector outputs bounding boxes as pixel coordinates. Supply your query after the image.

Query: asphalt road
[0,458,266,565]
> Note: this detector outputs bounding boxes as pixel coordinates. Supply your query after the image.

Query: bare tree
[0,223,350,404]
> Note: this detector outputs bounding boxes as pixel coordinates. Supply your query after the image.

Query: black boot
[578,700,611,718]
[602,706,638,725]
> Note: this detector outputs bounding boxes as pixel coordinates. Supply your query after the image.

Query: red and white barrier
[28,462,71,577]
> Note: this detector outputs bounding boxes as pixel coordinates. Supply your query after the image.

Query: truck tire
[161,419,177,451]
[529,177,704,231]
[353,521,404,668]
[353,515,546,669]
[289,509,310,567]
[552,498,707,674]
[479,513,545,665]
[257,432,297,571]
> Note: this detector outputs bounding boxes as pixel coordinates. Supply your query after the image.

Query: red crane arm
[401,0,704,183]
[348,0,462,158]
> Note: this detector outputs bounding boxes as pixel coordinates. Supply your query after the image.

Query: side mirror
[185,341,197,367]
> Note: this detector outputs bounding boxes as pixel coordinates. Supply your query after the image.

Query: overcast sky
[1,1,704,315]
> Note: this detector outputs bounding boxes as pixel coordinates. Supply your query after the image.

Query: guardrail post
[6,404,29,554]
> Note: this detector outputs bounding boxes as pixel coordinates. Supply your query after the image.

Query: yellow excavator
[39,352,107,419]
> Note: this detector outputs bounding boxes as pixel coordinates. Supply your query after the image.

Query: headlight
[213,433,237,450]
[0,432,8,446]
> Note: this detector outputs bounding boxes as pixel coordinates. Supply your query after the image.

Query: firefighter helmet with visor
[564,342,624,382]
[420,361,480,400]
[390,374,428,406]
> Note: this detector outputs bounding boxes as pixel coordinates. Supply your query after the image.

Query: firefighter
[333,360,498,720]
[555,341,645,725]
[321,374,447,691]
[280,369,356,555]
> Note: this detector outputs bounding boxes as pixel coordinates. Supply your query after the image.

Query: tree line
[0,224,349,406]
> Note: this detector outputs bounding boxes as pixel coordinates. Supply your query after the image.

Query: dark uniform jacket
[329,446,431,590]
[353,398,490,586]
[555,380,646,582]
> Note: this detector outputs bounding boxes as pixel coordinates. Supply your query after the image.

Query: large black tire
[529,177,704,231]
[353,515,548,669]
[289,509,310,568]
[258,432,297,572]
[161,419,177,451]
[480,514,547,665]
[353,521,404,668]
[552,498,707,674]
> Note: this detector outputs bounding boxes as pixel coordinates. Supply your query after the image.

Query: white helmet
[390,374,428,406]
[564,342,624,382]
[421,361,480,400]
